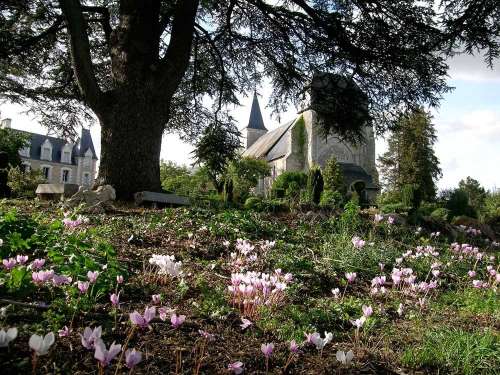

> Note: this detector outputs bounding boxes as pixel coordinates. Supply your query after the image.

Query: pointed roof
[247,92,267,131]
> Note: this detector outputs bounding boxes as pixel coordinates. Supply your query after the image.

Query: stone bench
[36,184,80,200]
[134,191,190,208]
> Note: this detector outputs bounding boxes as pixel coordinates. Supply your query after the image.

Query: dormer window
[83,149,93,168]
[61,143,73,163]
[41,139,52,161]
[19,142,31,157]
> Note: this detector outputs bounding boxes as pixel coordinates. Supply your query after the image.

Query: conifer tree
[378,108,441,201]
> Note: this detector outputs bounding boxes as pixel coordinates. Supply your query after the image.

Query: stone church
[242,79,379,200]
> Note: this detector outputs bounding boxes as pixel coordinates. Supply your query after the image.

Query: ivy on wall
[292,115,306,165]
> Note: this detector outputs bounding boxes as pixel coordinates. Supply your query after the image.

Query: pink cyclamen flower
[345,272,357,283]
[304,332,321,345]
[116,275,124,284]
[125,348,142,369]
[261,343,274,358]
[87,271,99,283]
[472,280,484,288]
[228,361,244,374]
[16,255,28,265]
[198,330,215,341]
[351,236,366,249]
[151,294,161,304]
[52,274,72,286]
[290,340,299,353]
[387,216,395,225]
[58,326,71,337]
[468,270,476,278]
[432,270,440,278]
[374,214,383,223]
[31,258,45,270]
[130,306,156,329]
[362,305,373,317]
[240,318,253,330]
[94,339,121,367]
[2,258,17,270]
[32,270,54,284]
[170,313,186,329]
[80,326,102,349]
[110,293,120,307]
[77,281,90,294]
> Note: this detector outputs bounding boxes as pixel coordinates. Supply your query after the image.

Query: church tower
[245,92,268,148]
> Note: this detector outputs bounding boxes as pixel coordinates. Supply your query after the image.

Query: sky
[1,53,499,191]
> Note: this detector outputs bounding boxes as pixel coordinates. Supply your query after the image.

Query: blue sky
[1,54,499,191]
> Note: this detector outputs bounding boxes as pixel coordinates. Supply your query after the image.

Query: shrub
[7,166,46,198]
[402,183,422,209]
[380,202,410,214]
[323,156,344,192]
[244,196,262,210]
[307,165,324,204]
[430,207,450,221]
[319,189,343,209]
[271,171,307,200]
[227,157,271,203]
[482,189,500,221]
[442,189,477,219]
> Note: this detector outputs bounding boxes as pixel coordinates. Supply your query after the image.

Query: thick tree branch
[158,0,200,95]
[59,0,102,110]
[81,5,113,46]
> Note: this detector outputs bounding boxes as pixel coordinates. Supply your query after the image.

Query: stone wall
[20,157,96,186]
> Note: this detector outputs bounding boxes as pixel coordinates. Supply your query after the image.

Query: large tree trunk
[97,100,165,200]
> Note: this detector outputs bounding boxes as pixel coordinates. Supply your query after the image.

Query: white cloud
[447,53,500,82]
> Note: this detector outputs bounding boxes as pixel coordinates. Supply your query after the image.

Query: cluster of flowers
[129,306,186,329]
[2,254,29,270]
[470,265,500,289]
[81,326,142,369]
[450,242,484,260]
[227,238,276,271]
[148,254,182,278]
[228,269,292,318]
[458,225,482,236]
[62,212,89,228]
[373,214,395,225]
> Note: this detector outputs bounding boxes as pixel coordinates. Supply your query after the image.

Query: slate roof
[16,128,97,165]
[247,92,267,130]
[243,119,295,161]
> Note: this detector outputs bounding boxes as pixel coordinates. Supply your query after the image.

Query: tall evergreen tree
[378,108,442,201]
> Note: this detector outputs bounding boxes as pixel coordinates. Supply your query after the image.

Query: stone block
[134,191,189,207]
[36,184,80,200]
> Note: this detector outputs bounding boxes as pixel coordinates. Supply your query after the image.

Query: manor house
[0,117,97,187]
[242,81,379,200]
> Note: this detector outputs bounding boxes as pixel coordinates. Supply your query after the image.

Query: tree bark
[97,95,165,200]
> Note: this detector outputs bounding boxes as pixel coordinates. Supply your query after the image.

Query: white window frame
[61,168,71,184]
[41,164,52,181]
[61,144,73,163]
[19,142,31,157]
[41,139,52,161]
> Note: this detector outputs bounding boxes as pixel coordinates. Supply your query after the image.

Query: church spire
[247,91,267,131]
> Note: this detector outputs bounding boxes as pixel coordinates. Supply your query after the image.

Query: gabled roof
[243,119,295,161]
[14,127,97,165]
[77,128,98,159]
[247,92,267,131]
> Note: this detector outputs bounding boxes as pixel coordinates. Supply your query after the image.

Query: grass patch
[401,328,500,375]
[436,288,500,319]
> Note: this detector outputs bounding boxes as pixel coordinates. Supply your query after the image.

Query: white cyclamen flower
[29,332,55,356]
[336,350,354,365]
[0,327,18,347]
